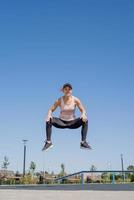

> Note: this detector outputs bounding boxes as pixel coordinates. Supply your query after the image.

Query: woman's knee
[81,119,88,125]
[80,117,88,122]
[46,119,52,126]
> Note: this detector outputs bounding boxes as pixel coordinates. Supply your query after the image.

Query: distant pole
[81,173,84,185]
[107,161,111,182]
[22,140,28,177]
[120,154,125,181]
[112,172,115,184]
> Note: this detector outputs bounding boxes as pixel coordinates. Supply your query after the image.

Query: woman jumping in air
[42,83,92,151]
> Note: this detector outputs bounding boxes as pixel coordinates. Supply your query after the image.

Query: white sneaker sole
[42,144,54,152]
[80,146,92,150]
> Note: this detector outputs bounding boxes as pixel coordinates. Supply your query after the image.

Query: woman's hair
[62,83,72,90]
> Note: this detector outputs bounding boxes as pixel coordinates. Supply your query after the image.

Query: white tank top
[59,96,76,121]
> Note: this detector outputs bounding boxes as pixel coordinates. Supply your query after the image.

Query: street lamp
[22,140,28,177]
[120,154,125,181]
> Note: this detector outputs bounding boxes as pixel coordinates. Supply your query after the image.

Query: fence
[54,170,134,185]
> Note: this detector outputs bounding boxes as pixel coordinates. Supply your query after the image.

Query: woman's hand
[81,113,88,122]
[46,114,52,122]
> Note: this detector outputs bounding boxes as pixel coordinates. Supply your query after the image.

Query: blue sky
[0,0,134,174]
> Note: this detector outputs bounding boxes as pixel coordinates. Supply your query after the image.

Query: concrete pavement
[0,190,134,200]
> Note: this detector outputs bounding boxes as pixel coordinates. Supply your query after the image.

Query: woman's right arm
[46,98,61,122]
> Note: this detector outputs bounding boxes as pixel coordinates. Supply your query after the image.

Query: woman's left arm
[75,98,88,122]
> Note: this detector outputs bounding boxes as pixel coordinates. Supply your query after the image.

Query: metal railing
[54,170,134,185]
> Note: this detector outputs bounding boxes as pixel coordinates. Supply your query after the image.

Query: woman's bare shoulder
[56,97,62,105]
[73,96,80,103]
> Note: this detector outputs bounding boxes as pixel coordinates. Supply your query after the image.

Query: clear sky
[0,0,134,174]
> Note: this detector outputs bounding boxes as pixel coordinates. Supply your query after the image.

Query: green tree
[101,172,111,183]
[29,161,36,175]
[127,165,134,182]
[127,165,134,171]
[90,165,97,171]
[15,170,21,176]
[61,163,65,173]
[59,163,66,177]
[51,171,54,176]
[1,156,10,170]
[90,165,97,183]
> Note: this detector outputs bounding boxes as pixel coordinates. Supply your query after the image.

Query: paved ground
[0,190,134,200]
[0,183,134,191]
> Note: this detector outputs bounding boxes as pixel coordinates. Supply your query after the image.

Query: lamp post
[120,154,125,181]
[22,140,28,177]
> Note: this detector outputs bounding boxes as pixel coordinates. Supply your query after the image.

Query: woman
[42,83,91,151]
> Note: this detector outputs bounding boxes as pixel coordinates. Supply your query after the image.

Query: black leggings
[46,117,88,142]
